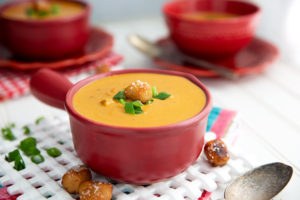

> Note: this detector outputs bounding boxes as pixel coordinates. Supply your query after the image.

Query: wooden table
[1,17,299,199]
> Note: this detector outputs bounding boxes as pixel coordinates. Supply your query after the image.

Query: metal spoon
[128,34,239,80]
[224,162,293,200]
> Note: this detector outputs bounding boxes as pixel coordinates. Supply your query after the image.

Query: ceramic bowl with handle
[30,68,213,184]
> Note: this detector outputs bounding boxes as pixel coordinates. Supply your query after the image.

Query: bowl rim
[162,0,261,24]
[0,0,91,24]
[65,68,213,135]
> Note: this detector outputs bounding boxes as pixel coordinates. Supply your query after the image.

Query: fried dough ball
[62,165,92,194]
[204,139,230,166]
[33,0,51,12]
[79,181,113,200]
[124,80,152,103]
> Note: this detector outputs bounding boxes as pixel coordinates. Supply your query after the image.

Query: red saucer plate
[0,27,113,70]
[153,37,279,77]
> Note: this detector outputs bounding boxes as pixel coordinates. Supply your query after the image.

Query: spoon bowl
[225,162,293,200]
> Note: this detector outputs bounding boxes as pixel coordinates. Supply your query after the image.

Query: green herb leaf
[51,4,59,14]
[132,100,143,107]
[113,91,126,100]
[1,127,16,141]
[145,99,154,105]
[26,8,34,16]
[7,123,15,128]
[154,92,171,100]
[118,99,125,104]
[20,137,40,156]
[35,116,45,125]
[37,11,48,17]
[47,147,62,158]
[152,86,158,97]
[5,149,21,162]
[31,154,44,164]
[23,126,31,135]
[20,137,36,150]
[125,102,135,114]
[14,155,26,171]
[134,106,144,114]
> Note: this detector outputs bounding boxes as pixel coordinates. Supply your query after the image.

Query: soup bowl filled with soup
[163,0,261,59]
[30,68,212,184]
[0,0,90,60]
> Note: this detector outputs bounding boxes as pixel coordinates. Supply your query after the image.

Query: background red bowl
[30,68,213,184]
[0,0,90,61]
[163,0,261,60]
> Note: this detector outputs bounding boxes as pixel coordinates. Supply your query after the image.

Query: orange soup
[73,73,207,127]
[2,1,84,20]
[182,12,238,21]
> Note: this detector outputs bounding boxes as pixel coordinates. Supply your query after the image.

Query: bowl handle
[30,69,73,110]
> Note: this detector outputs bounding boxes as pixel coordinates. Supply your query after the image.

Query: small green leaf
[20,137,40,156]
[1,127,16,141]
[132,100,143,107]
[20,137,36,150]
[134,106,144,114]
[31,154,44,164]
[113,91,126,100]
[118,99,125,104]
[152,86,158,97]
[154,92,171,100]
[37,11,48,17]
[7,123,15,128]
[51,4,60,14]
[14,155,26,171]
[23,126,31,135]
[35,117,45,125]
[145,99,154,105]
[26,8,34,16]
[5,149,21,162]
[47,147,62,158]
[125,102,135,114]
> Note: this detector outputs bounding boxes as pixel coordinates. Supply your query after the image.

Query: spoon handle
[181,54,239,80]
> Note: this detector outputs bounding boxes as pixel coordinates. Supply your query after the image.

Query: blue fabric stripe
[0,185,2,188]
[206,107,222,131]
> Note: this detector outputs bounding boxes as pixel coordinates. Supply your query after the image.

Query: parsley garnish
[113,84,171,115]
[5,149,21,162]
[23,125,31,135]
[125,102,135,114]
[5,150,25,171]
[152,86,158,97]
[31,154,45,164]
[14,155,26,171]
[154,92,171,100]
[20,137,40,156]
[113,91,126,100]
[35,116,45,125]
[1,123,16,141]
[47,147,62,158]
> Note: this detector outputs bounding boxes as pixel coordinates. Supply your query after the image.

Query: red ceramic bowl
[163,0,261,59]
[0,0,90,61]
[30,68,213,184]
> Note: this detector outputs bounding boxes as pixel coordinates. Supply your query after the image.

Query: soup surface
[73,73,207,127]
[2,1,84,20]
[182,12,238,21]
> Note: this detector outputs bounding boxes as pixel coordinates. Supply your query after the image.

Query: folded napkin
[0,107,237,200]
[0,52,123,102]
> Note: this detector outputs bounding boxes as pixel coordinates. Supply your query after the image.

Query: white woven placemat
[0,115,252,200]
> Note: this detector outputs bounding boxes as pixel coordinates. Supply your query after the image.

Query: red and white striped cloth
[0,52,123,101]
